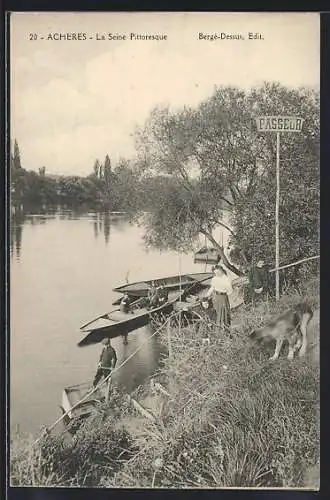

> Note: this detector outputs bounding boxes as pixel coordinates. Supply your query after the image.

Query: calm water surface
[10,210,209,435]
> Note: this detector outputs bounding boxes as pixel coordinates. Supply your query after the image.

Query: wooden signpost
[255,116,304,300]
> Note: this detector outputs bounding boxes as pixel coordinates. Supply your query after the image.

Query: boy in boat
[120,294,130,313]
[93,338,117,388]
[148,284,168,309]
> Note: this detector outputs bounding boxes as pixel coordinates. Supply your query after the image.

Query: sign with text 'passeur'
[256,116,304,132]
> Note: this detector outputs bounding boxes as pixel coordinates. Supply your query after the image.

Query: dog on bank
[249,303,313,361]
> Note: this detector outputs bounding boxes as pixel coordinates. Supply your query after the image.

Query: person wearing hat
[205,264,233,330]
[93,338,117,388]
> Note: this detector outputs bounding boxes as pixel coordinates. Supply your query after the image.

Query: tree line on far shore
[10,141,146,213]
[11,81,319,283]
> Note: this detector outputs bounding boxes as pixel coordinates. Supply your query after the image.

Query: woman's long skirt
[212,292,231,329]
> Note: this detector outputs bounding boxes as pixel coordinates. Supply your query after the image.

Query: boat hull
[79,275,216,347]
[78,293,181,347]
[112,272,213,298]
[60,382,105,432]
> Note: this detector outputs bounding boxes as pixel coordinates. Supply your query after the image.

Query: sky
[11,12,320,176]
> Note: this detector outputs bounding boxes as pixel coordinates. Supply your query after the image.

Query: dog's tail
[294,302,313,334]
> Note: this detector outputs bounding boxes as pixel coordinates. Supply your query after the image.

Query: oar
[80,309,119,331]
[179,274,212,299]
[80,278,210,343]
[79,290,185,348]
[80,296,146,331]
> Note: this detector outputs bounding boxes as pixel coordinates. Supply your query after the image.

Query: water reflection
[111,325,169,393]
[10,210,25,262]
[11,208,130,261]
[93,213,99,239]
[10,207,57,262]
[91,210,128,244]
[92,210,111,244]
[104,211,111,244]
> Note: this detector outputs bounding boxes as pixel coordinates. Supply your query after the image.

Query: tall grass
[107,280,319,488]
[10,395,137,487]
[11,278,319,488]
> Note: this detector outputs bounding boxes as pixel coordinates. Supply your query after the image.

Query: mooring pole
[167,319,173,393]
[178,253,182,338]
[275,131,280,301]
[105,373,112,403]
[167,321,172,359]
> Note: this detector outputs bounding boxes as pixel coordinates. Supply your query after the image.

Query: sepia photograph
[9,11,320,489]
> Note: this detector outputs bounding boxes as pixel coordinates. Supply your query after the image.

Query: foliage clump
[11,412,137,487]
[135,82,319,280]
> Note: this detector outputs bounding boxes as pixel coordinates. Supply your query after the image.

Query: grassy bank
[11,277,319,488]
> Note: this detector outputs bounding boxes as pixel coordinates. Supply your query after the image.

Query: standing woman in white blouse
[206,264,233,330]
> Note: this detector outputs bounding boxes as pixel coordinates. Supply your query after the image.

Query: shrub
[11,410,137,487]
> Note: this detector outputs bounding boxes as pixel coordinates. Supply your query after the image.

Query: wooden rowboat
[112,272,214,300]
[78,289,186,347]
[60,382,104,430]
[60,382,158,431]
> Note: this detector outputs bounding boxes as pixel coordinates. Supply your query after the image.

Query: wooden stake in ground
[167,320,173,393]
[105,373,112,403]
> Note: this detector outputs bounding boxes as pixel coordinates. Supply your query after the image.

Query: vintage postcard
[9,12,319,489]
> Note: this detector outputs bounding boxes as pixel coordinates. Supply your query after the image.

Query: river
[10,209,216,435]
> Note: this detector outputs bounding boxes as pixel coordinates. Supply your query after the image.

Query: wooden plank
[127,396,157,422]
[269,255,319,273]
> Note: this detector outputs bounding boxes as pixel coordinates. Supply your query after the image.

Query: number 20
[29,33,37,40]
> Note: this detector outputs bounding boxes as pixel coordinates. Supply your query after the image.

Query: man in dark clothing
[246,259,270,304]
[93,338,117,388]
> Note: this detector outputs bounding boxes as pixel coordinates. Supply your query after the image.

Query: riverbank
[10,277,319,488]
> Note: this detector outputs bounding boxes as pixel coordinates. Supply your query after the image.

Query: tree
[9,140,140,211]
[11,139,26,205]
[112,158,141,213]
[13,139,22,170]
[135,83,319,279]
[232,85,319,283]
[135,87,257,275]
[93,159,101,178]
[100,154,115,208]
[99,163,104,179]
[104,154,112,181]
